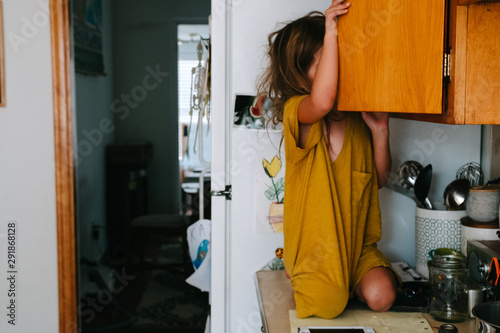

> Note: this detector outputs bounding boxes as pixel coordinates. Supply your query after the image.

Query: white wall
[0,0,59,331]
[482,125,500,182]
[378,119,481,267]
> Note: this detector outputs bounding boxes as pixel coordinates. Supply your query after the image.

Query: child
[258,1,400,319]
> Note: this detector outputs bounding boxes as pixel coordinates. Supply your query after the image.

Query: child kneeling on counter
[258,0,401,319]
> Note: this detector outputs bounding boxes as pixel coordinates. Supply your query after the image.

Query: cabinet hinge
[211,185,232,200]
[443,52,451,80]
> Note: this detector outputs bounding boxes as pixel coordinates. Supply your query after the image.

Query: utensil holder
[415,207,467,278]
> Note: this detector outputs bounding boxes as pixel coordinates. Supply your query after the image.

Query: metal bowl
[472,301,500,331]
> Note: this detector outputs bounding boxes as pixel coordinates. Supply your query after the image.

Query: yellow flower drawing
[262,155,282,178]
[262,155,284,203]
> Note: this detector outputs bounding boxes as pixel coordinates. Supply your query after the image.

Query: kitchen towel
[289,309,433,333]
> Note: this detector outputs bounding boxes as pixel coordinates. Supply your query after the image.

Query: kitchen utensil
[466,185,500,222]
[472,301,500,332]
[443,178,470,210]
[398,160,423,189]
[466,287,482,319]
[456,162,484,186]
[415,164,433,209]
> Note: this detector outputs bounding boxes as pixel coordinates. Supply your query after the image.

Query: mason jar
[429,253,468,323]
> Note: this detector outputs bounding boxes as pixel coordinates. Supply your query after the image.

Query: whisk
[456,162,484,186]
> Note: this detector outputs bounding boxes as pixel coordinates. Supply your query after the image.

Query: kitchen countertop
[255,270,476,333]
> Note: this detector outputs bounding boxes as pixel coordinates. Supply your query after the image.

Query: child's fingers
[326,1,351,17]
[325,0,350,32]
[329,0,350,9]
[325,9,349,22]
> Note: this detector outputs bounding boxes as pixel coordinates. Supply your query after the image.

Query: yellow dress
[283,95,394,319]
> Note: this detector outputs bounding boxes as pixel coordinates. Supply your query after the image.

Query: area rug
[134,244,209,331]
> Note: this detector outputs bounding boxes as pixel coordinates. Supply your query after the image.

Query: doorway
[63,0,211,332]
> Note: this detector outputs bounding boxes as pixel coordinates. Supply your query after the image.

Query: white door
[210,1,231,332]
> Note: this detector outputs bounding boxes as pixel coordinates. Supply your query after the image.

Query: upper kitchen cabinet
[337,0,445,115]
[337,0,500,125]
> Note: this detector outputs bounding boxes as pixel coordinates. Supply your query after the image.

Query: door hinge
[443,52,451,80]
[211,185,232,200]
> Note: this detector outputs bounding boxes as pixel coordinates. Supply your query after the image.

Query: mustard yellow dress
[283,95,394,319]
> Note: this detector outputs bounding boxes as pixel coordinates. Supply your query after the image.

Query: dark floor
[79,237,208,333]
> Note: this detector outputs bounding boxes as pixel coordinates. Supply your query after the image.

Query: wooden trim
[49,0,77,332]
[451,4,468,124]
[464,2,500,124]
[458,0,498,5]
[0,1,6,107]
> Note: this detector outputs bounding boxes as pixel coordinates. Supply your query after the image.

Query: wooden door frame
[50,0,78,332]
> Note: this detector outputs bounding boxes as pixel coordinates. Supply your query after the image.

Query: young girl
[258,1,400,319]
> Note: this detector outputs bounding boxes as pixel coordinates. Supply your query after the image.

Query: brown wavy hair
[257,11,326,126]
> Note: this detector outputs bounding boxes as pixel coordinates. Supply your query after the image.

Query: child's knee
[365,288,396,312]
[367,293,396,312]
[355,266,398,312]
[294,281,349,319]
[362,279,397,312]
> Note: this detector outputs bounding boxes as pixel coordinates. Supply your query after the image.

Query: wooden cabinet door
[337,0,447,113]
[464,2,500,124]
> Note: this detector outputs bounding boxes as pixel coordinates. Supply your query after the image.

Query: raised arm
[297,0,350,125]
[362,112,392,188]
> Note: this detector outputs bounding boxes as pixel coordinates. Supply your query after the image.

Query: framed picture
[233,94,272,129]
[72,0,105,75]
[0,0,6,106]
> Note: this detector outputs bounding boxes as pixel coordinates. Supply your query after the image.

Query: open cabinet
[337,0,500,124]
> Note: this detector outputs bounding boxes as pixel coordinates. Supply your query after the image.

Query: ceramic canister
[415,207,467,278]
[466,185,500,222]
[460,216,500,254]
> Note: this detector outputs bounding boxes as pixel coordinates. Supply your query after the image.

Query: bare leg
[354,266,397,312]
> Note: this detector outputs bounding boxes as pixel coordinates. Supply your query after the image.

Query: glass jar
[429,253,468,323]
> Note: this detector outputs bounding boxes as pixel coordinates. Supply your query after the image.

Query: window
[177,24,210,170]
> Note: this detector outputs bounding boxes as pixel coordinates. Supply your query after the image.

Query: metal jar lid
[431,254,466,269]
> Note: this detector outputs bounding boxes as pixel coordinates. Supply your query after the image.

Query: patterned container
[415,207,467,278]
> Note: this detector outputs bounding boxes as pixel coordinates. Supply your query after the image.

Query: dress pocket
[351,170,372,204]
